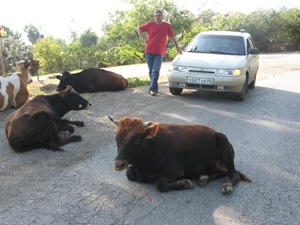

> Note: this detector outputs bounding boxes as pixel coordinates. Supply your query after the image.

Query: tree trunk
[0,46,5,75]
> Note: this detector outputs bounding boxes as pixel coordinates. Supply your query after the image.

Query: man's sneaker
[149,91,156,96]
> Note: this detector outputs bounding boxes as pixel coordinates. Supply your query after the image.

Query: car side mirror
[179,45,186,51]
[249,48,259,54]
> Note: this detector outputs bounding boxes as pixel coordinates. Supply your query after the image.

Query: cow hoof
[221,181,233,195]
[77,121,84,127]
[198,175,209,187]
[68,135,82,142]
[180,179,194,189]
[75,136,82,141]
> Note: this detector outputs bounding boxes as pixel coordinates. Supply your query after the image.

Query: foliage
[177,10,217,48]
[79,29,98,47]
[32,30,102,74]
[24,24,44,44]
[0,26,7,37]
[1,25,22,39]
[127,77,150,88]
[1,6,300,75]
[33,36,67,73]
[278,7,300,44]
[0,26,6,75]
[0,25,33,74]
[102,0,194,63]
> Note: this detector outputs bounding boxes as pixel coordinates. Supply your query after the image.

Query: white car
[167,30,259,101]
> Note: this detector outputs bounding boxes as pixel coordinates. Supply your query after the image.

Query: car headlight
[216,69,241,76]
[171,65,189,73]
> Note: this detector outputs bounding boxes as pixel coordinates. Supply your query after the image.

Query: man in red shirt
[137,10,182,96]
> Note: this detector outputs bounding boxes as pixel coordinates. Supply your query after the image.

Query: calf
[0,60,34,111]
[5,86,91,152]
[56,68,128,93]
[109,116,252,194]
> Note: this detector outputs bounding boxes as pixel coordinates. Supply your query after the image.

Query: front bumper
[167,72,246,93]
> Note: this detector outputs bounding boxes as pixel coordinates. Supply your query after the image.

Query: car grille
[187,84,215,89]
[189,69,215,74]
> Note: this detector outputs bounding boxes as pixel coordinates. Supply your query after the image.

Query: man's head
[154,10,163,24]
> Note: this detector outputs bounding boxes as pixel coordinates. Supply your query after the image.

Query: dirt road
[0,52,299,225]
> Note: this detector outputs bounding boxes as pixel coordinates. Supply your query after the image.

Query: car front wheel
[234,76,248,101]
[169,87,183,95]
[249,73,257,89]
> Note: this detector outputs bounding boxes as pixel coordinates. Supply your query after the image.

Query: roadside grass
[127,77,150,88]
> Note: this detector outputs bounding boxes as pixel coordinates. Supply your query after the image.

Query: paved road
[0,53,300,225]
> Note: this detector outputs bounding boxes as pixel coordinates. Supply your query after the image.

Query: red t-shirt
[138,21,175,55]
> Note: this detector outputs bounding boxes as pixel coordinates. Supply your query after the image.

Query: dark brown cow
[109,116,252,194]
[5,86,91,152]
[56,68,128,93]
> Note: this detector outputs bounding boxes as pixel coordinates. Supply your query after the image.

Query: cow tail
[216,132,252,183]
[215,132,235,158]
[237,171,253,183]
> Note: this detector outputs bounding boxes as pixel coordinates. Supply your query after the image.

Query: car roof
[198,30,251,38]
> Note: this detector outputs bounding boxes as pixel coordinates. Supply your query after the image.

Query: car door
[246,37,259,81]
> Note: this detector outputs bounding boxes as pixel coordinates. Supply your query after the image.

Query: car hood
[172,52,247,69]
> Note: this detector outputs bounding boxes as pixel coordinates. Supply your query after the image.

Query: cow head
[15,60,33,84]
[108,116,159,171]
[56,71,74,91]
[59,85,91,110]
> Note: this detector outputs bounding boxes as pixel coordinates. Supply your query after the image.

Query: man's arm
[169,36,182,55]
[136,28,148,43]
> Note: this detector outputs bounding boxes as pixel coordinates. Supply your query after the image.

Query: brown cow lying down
[5,86,91,152]
[109,116,252,194]
[56,68,128,93]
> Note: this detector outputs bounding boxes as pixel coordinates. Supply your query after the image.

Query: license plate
[187,77,214,85]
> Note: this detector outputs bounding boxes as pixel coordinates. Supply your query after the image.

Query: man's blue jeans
[145,53,163,93]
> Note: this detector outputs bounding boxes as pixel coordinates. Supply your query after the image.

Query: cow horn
[108,116,118,125]
[144,121,152,127]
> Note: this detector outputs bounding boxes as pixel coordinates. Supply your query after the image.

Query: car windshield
[185,34,246,55]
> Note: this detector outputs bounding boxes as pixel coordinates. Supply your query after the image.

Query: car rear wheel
[169,87,183,95]
[234,76,248,101]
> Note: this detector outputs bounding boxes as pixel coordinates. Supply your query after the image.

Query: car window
[186,35,245,55]
[247,37,256,54]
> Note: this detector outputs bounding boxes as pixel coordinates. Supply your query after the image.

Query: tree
[79,29,98,47]
[101,0,194,64]
[9,6,300,75]
[278,8,300,46]
[24,24,44,45]
[0,26,6,75]
[1,25,33,74]
[33,36,67,73]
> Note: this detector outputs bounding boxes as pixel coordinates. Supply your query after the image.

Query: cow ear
[59,86,73,98]
[66,85,74,93]
[56,75,61,80]
[144,123,159,139]
[59,89,67,98]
